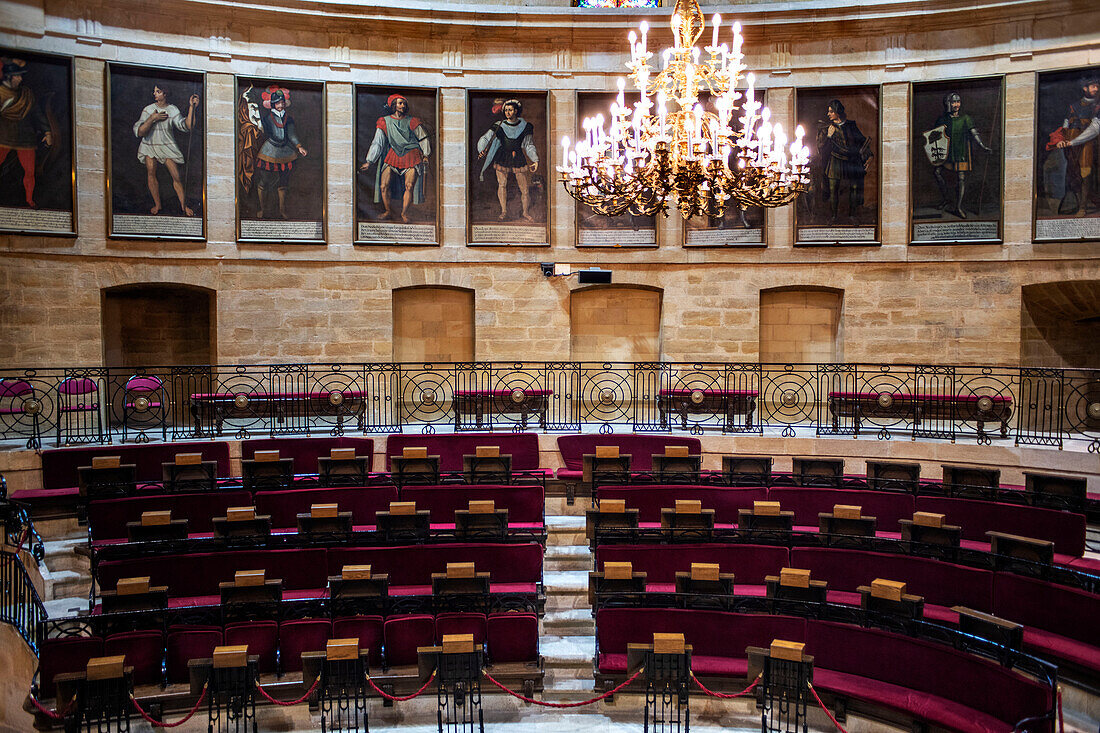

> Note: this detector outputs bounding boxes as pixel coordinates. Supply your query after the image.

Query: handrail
[0,476,44,562]
[0,549,47,656]
[1,361,1096,449]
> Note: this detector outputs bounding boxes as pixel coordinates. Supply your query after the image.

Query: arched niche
[392,286,475,363]
[759,286,844,364]
[569,285,662,362]
[101,283,216,367]
[1021,281,1100,369]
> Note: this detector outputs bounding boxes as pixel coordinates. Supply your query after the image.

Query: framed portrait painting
[575,91,657,247]
[1034,66,1100,241]
[467,90,549,246]
[910,76,1004,244]
[107,63,204,240]
[0,49,75,235]
[235,77,325,243]
[355,84,438,245]
[794,85,880,245]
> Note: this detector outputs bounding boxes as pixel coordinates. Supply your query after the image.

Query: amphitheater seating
[595,608,1053,733]
[400,484,545,528]
[913,496,1086,557]
[596,485,765,525]
[88,490,253,543]
[595,544,788,591]
[241,436,376,474]
[166,626,222,683]
[327,543,544,594]
[766,487,916,530]
[556,434,702,486]
[253,486,398,530]
[385,433,545,473]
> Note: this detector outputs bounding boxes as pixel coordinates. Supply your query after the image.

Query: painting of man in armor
[911,77,1003,243]
[794,86,879,244]
[356,86,437,244]
[0,50,73,234]
[236,78,324,242]
[1036,67,1100,241]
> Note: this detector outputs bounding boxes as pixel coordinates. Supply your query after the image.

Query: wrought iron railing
[0,548,46,655]
[1,362,1097,450]
[0,476,44,562]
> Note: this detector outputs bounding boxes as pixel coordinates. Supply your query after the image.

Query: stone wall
[1,0,1098,369]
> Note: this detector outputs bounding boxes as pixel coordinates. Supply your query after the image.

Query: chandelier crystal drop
[558,0,811,220]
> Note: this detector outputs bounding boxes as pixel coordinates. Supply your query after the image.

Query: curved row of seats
[595,484,1095,569]
[38,611,538,696]
[94,543,544,609]
[595,608,1053,733]
[593,543,1100,677]
[87,484,545,545]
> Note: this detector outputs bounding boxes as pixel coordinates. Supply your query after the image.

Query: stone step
[542,608,595,635]
[45,569,90,601]
[545,544,593,572]
[43,596,90,619]
[42,538,90,575]
[34,516,85,542]
[546,515,586,546]
[540,634,594,669]
[543,569,588,595]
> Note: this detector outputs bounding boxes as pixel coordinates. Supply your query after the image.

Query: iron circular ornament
[133,396,150,412]
[233,393,249,409]
[877,392,894,409]
[23,399,41,416]
[510,388,526,404]
[690,389,705,405]
[420,389,437,405]
[328,390,344,407]
[599,388,616,405]
[780,390,799,408]
[1087,402,1100,420]
[977,396,994,413]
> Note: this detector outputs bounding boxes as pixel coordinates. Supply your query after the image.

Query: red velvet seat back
[328,543,543,587]
[595,544,788,585]
[557,435,700,472]
[789,547,994,611]
[88,490,252,540]
[104,631,164,687]
[383,615,435,667]
[224,621,278,674]
[597,486,765,524]
[992,572,1100,646]
[279,619,332,673]
[400,485,545,524]
[254,486,398,530]
[767,487,915,528]
[242,437,375,474]
[38,637,104,698]
[386,433,542,471]
[98,548,328,599]
[806,620,1052,728]
[915,496,1085,556]
[333,616,384,668]
[597,608,806,660]
[166,628,222,683]
[41,442,231,490]
[436,613,487,646]
[487,613,539,664]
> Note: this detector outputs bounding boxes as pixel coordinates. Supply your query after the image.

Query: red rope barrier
[28,694,73,721]
[365,670,436,702]
[807,682,849,733]
[690,672,761,699]
[483,666,645,708]
[129,684,208,728]
[254,675,322,707]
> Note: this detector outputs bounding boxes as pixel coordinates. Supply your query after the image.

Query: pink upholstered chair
[0,378,43,448]
[122,374,168,443]
[56,376,103,445]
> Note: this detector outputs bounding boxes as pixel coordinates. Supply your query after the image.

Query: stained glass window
[575,0,660,8]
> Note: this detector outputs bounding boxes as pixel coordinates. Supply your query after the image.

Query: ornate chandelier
[559,0,811,219]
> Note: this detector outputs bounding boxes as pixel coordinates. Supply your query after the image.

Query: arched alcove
[392,286,475,363]
[1021,281,1100,369]
[102,284,216,367]
[759,287,844,363]
[569,285,662,362]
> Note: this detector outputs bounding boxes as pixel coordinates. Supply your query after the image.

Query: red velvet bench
[555,434,702,490]
[385,433,547,476]
[656,388,758,431]
[241,436,375,474]
[452,388,553,430]
[189,390,367,436]
[827,391,1013,438]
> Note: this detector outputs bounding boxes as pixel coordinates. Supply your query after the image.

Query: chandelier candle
[558,0,811,219]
